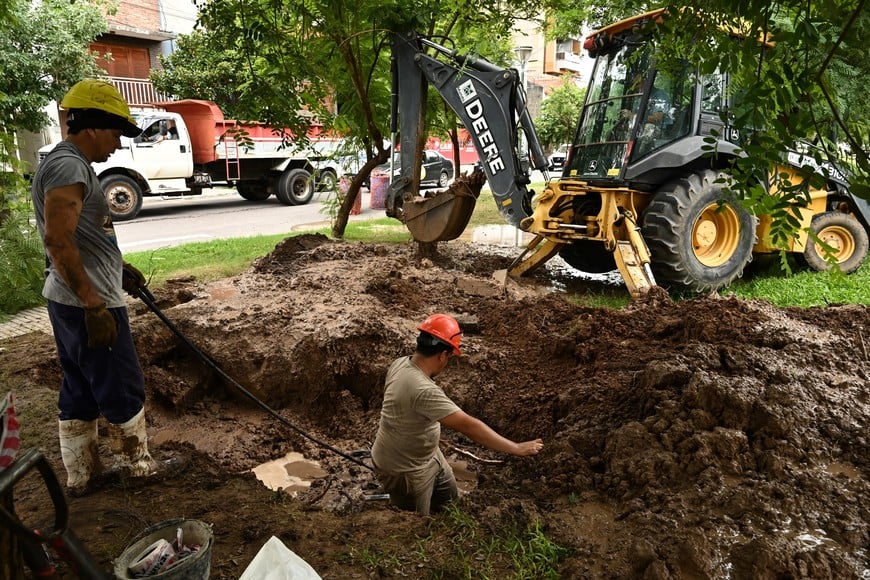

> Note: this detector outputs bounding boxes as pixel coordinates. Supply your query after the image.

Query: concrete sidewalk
[0,306,52,341]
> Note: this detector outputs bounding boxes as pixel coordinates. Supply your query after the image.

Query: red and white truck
[39,99,319,221]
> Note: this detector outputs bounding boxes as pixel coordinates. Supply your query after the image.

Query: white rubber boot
[58,419,103,494]
[108,408,159,477]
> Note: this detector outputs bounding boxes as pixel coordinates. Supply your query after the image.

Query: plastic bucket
[369,173,389,209]
[114,518,213,579]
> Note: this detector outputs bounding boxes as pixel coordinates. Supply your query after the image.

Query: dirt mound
[2,234,868,578]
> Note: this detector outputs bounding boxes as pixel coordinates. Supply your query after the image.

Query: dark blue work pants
[47,301,145,424]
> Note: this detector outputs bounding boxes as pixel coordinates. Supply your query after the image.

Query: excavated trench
[3,233,868,578]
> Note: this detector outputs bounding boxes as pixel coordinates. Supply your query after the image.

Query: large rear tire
[275,168,314,206]
[100,175,143,221]
[803,211,869,273]
[237,182,271,201]
[641,169,757,293]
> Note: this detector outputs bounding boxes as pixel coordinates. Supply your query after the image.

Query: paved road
[115,187,381,253]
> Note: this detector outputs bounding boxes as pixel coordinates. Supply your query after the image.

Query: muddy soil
[1,234,868,579]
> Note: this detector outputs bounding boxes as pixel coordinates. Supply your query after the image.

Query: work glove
[122,263,147,299]
[84,303,117,348]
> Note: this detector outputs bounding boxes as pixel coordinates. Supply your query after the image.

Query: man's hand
[84,304,117,348]
[122,263,147,298]
[513,439,544,457]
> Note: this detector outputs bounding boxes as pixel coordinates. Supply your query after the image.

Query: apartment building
[18,0,197,171]
[512,18,592,119]
[91,0,197,106]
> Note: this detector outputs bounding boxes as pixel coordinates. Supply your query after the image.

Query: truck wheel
[559,241,616,273]
[803,211,869,273]
[237,182,271,201]
[101,175,143,221]
[275,168,314,206]
[438,171,450,188]
[641,169,757,293]
[317,169,338,192]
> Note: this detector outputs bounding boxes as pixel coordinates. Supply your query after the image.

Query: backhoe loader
[386,10,870,297]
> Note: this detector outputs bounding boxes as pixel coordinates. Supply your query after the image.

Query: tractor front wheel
[642,169,757,293]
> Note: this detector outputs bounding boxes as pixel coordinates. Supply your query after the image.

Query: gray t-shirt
[371,356,461,475]
[31,141,126,308]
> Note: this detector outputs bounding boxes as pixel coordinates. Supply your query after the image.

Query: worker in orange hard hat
[371,314,544,515]
[31,79,169,496]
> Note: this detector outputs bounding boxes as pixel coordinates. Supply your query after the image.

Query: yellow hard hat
[61,79,141,137]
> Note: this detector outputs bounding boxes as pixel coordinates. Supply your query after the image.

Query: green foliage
[183,1,331,148]
[0,142,45,314]
[0,214,44,314]
[535,76,586,150]
[730,259,870,307]
[649,1,869,213]
[0,0,106,133]
[150,30,251,119]
[0,0,106,316]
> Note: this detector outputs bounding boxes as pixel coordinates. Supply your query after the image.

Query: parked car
[377,149,454,188]
[548,149,568,172]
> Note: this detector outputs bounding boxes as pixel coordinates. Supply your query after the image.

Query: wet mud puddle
[252,452,328,494]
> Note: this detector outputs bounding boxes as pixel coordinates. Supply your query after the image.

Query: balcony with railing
[108,76,170,107]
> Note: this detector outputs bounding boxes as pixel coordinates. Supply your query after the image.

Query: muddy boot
[108,408,160,478]
[58,419,103,496]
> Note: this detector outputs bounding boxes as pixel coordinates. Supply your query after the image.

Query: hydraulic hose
[132,283,373,471]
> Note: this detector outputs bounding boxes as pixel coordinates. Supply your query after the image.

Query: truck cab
[38,100,318,222]
[121,113,194,181]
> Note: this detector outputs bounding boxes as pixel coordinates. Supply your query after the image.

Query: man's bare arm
[441,410,543,457]
[43,184,103,309]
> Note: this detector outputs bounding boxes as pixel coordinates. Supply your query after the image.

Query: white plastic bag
[239,536,321,580]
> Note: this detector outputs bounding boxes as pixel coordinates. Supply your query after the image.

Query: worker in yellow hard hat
[371,314,544,515]
[31,79,168,496]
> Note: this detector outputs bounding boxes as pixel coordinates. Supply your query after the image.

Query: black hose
[134,285,373,471]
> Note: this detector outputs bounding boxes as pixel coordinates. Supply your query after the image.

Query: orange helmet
[418,314,462,355]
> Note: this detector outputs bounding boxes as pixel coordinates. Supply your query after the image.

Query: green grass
[728,257,870,307]
[127,233,292,287]
[342,505,568,579]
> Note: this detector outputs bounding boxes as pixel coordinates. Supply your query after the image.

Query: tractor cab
[565,9,736,189]
[568,10,691,184]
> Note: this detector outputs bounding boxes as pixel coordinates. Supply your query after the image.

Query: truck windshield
[567,35,693,179]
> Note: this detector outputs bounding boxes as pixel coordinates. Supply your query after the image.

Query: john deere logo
[588,160,598,172]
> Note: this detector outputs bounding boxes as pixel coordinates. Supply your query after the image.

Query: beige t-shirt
[371,356,460,474]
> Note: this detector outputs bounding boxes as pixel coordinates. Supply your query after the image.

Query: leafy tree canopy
[535,76,586,150]
[169,0,543,235]
[0,0,107,134]
[151,30,251,119]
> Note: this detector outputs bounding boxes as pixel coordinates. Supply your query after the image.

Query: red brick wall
[105,0,162,32]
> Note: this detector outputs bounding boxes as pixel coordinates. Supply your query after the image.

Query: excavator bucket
[402,172,484,243]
